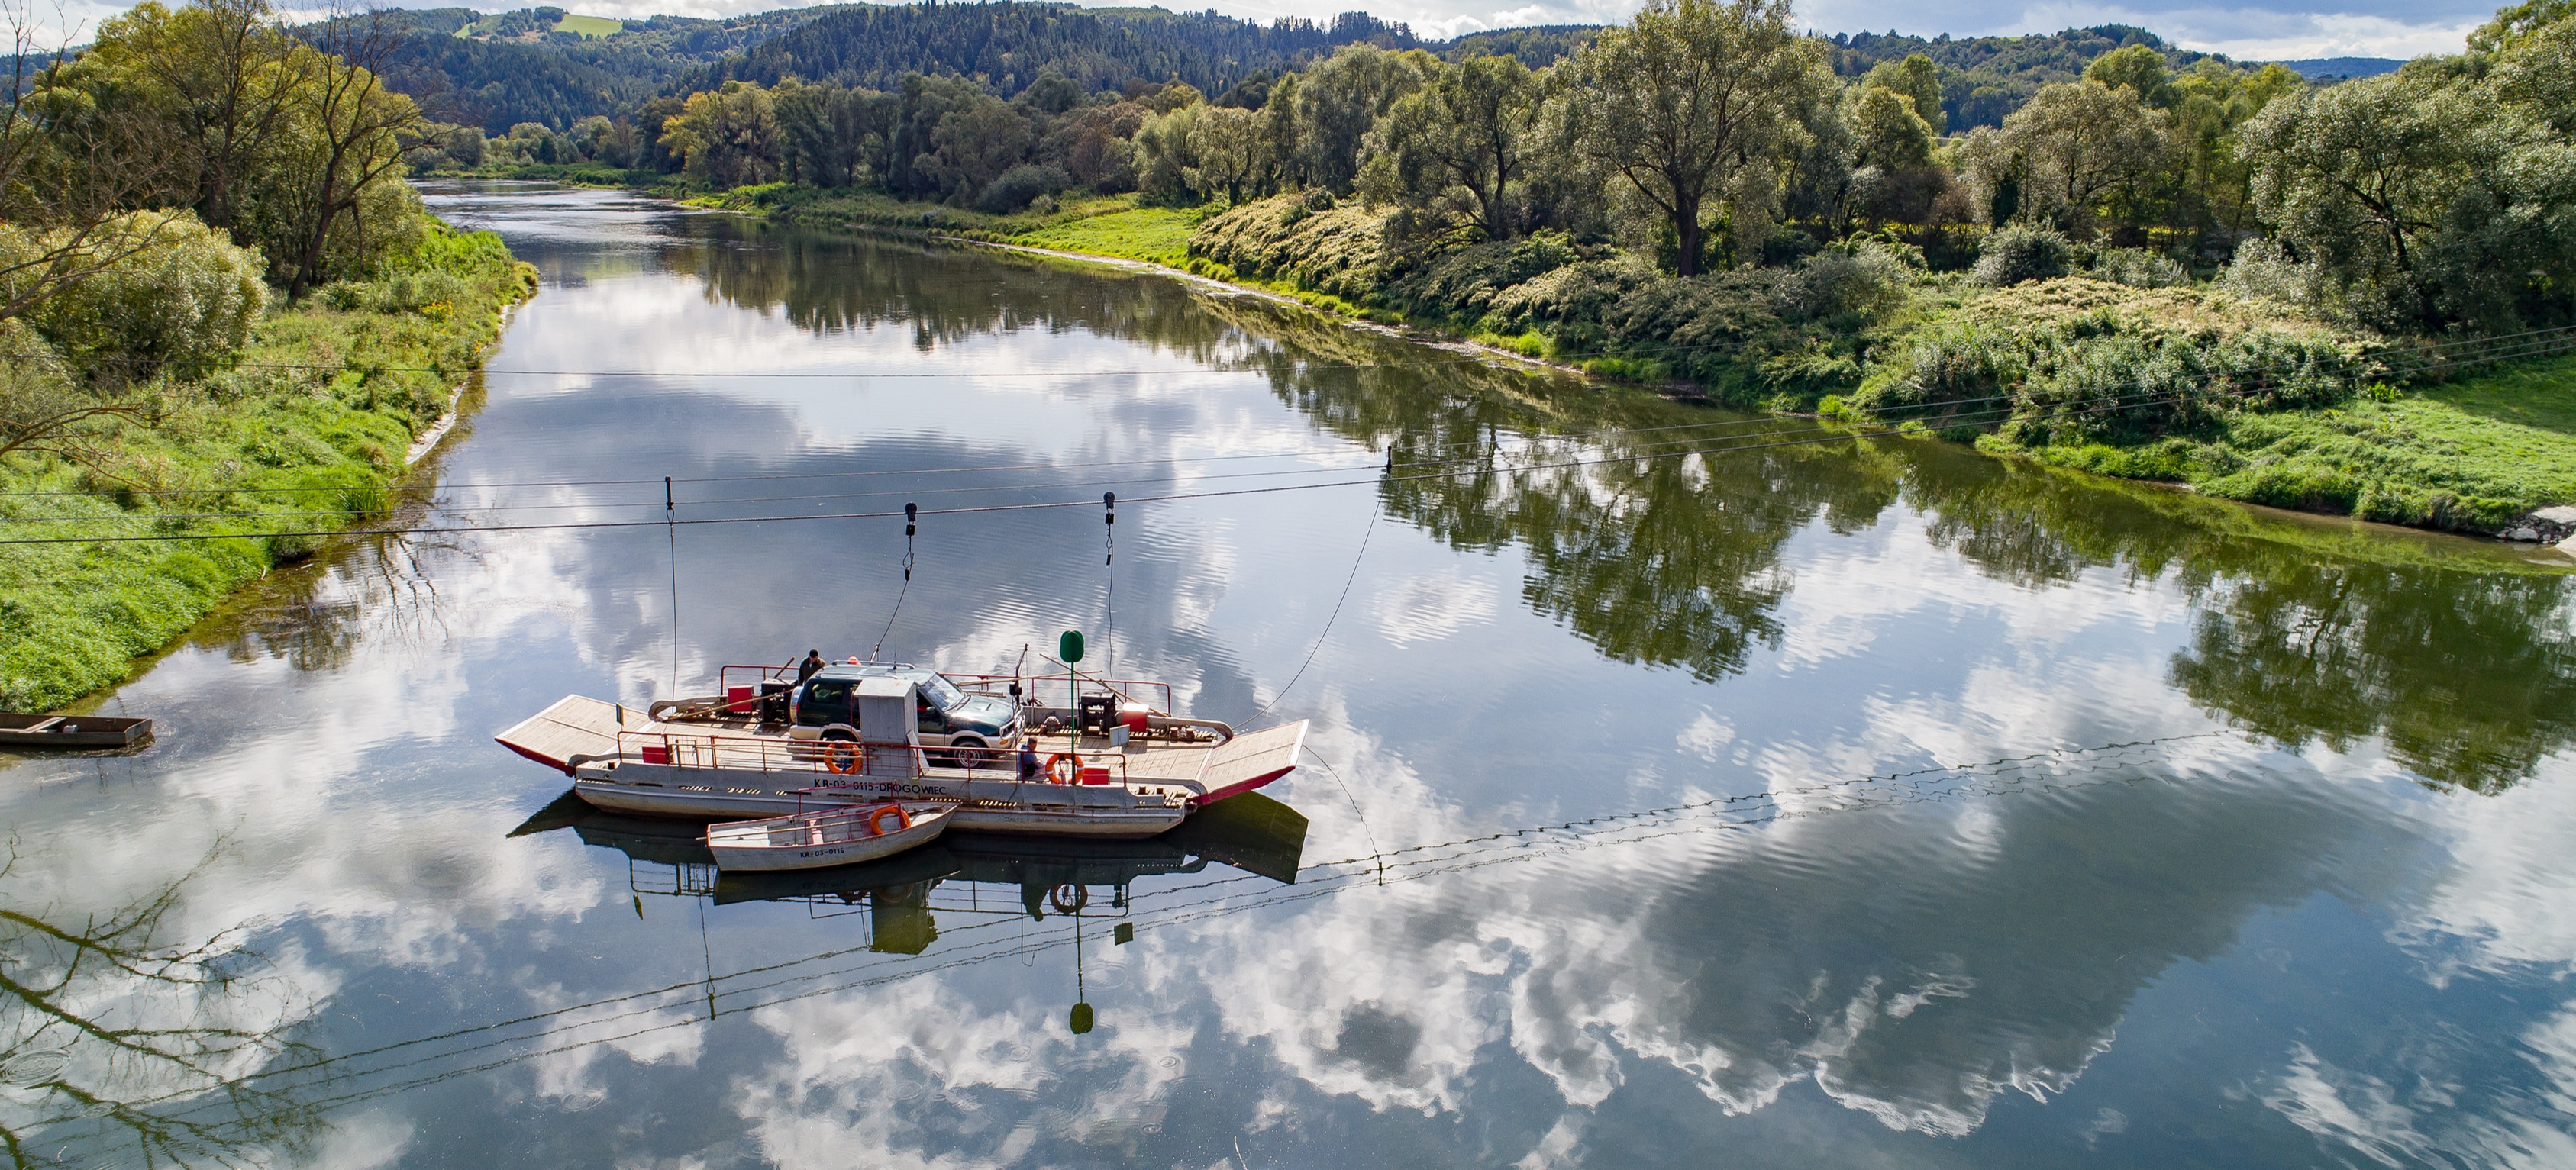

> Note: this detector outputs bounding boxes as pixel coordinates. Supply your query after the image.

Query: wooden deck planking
[495,695,665,771]
[1195,720,1309,801]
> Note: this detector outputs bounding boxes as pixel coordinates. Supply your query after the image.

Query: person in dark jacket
[796,650,826,685]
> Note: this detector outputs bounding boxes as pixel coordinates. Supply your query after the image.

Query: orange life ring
[826,740,861,774]
[1048,884,1089,914]
[868,804,910,835]
[1043,753,1081,785]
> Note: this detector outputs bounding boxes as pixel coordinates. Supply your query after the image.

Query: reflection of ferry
[496,664,1307,840]
[508,788,1308,956]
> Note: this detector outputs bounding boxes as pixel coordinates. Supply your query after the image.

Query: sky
[33,0,2490,69]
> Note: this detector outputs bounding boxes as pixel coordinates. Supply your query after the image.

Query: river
[4,182,2574,1168]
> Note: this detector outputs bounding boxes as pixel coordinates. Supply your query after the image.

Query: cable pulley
[902,502,918,582]
[1103,492,1117,678]
[874,502,918,662]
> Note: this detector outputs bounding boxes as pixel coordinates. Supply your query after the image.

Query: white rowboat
[703,801,956,872]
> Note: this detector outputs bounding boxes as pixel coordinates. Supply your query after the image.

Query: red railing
[612,727,1135,786]
[684,663,1180,721]
[944,671,1175,715]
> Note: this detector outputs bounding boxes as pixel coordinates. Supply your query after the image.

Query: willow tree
[1967,79,2168,239]
[658,80,782,189]
[53,0,428,295]
[2241,8,2576,331]
[1364,54,1546,241]
[1567,0,1829,276]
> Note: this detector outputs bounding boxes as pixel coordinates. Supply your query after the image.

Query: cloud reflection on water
[6,183,2576,1167]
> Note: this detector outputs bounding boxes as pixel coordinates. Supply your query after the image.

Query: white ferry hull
[572,768,1189,838]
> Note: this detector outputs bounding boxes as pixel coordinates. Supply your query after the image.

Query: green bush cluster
[1851,278,2370,442]
[1969,224,2071,287]
[0,212,269,385]
[1186,195,1917,402]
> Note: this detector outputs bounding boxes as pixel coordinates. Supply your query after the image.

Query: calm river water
[6,182,2576,1168]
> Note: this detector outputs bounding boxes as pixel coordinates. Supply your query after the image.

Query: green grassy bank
[609,179,2576,543]
[0,221,538,712]
[1988,355,2576,531]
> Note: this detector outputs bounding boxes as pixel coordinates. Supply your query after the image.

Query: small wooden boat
[0,714,153,749]
[702,801,956,872]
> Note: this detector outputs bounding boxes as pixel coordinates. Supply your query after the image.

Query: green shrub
[978,164,1072,213]
[2089,247,2187,288]
[1190,194,1394,303]
[1850,322,2028,416]
[0,211,266,383]
[1774,237,1919,322]
[1971,224,2073,287]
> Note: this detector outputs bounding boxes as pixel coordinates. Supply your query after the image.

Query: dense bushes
[0,213,267,385]
[1849,277,2371,443]
[1970,225,2071,286]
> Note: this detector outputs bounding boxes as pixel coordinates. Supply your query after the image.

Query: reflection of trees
[1214,301,1910,682]
[659,221,1253,361]
[2168,567,2576,792]
[0,850,321,1168]
[1893,450,2576,791]
[669,217,2576,789]
[183,479,466,677]
[1407,445,1902,681]
[1280,319,2576,786]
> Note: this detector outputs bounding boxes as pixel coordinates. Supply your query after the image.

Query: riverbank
[0,220,539,713]
[547,176,2576,544]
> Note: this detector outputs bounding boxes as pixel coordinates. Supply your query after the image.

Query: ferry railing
[686,664,1178,722]
[947,672,1175,715]
[610,727,1135,787]
[712,663,802,714]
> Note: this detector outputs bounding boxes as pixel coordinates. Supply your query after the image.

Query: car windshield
[913,672,965,709]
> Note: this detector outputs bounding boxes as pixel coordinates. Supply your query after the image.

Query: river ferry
[496,663,1307,840]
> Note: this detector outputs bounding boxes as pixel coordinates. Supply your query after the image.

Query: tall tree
[773,80,894,188]
[1861,52,1944,133]
[1283,44,1431,194]
[268,10,427,297]
[81,0,312,237]
[657,79,779,189]
[1568,0,1830,275]
[1969,79,2167,238]
[1365,54,1545,240]
[1190,104,1263,203]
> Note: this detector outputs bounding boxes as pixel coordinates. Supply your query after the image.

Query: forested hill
[689,5,1416,97]
[302,5,856,132]
[1438,24,1600,66]
[338,2,2253,134]
[2271,56,2403,79]
[1819,26,2225,127]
